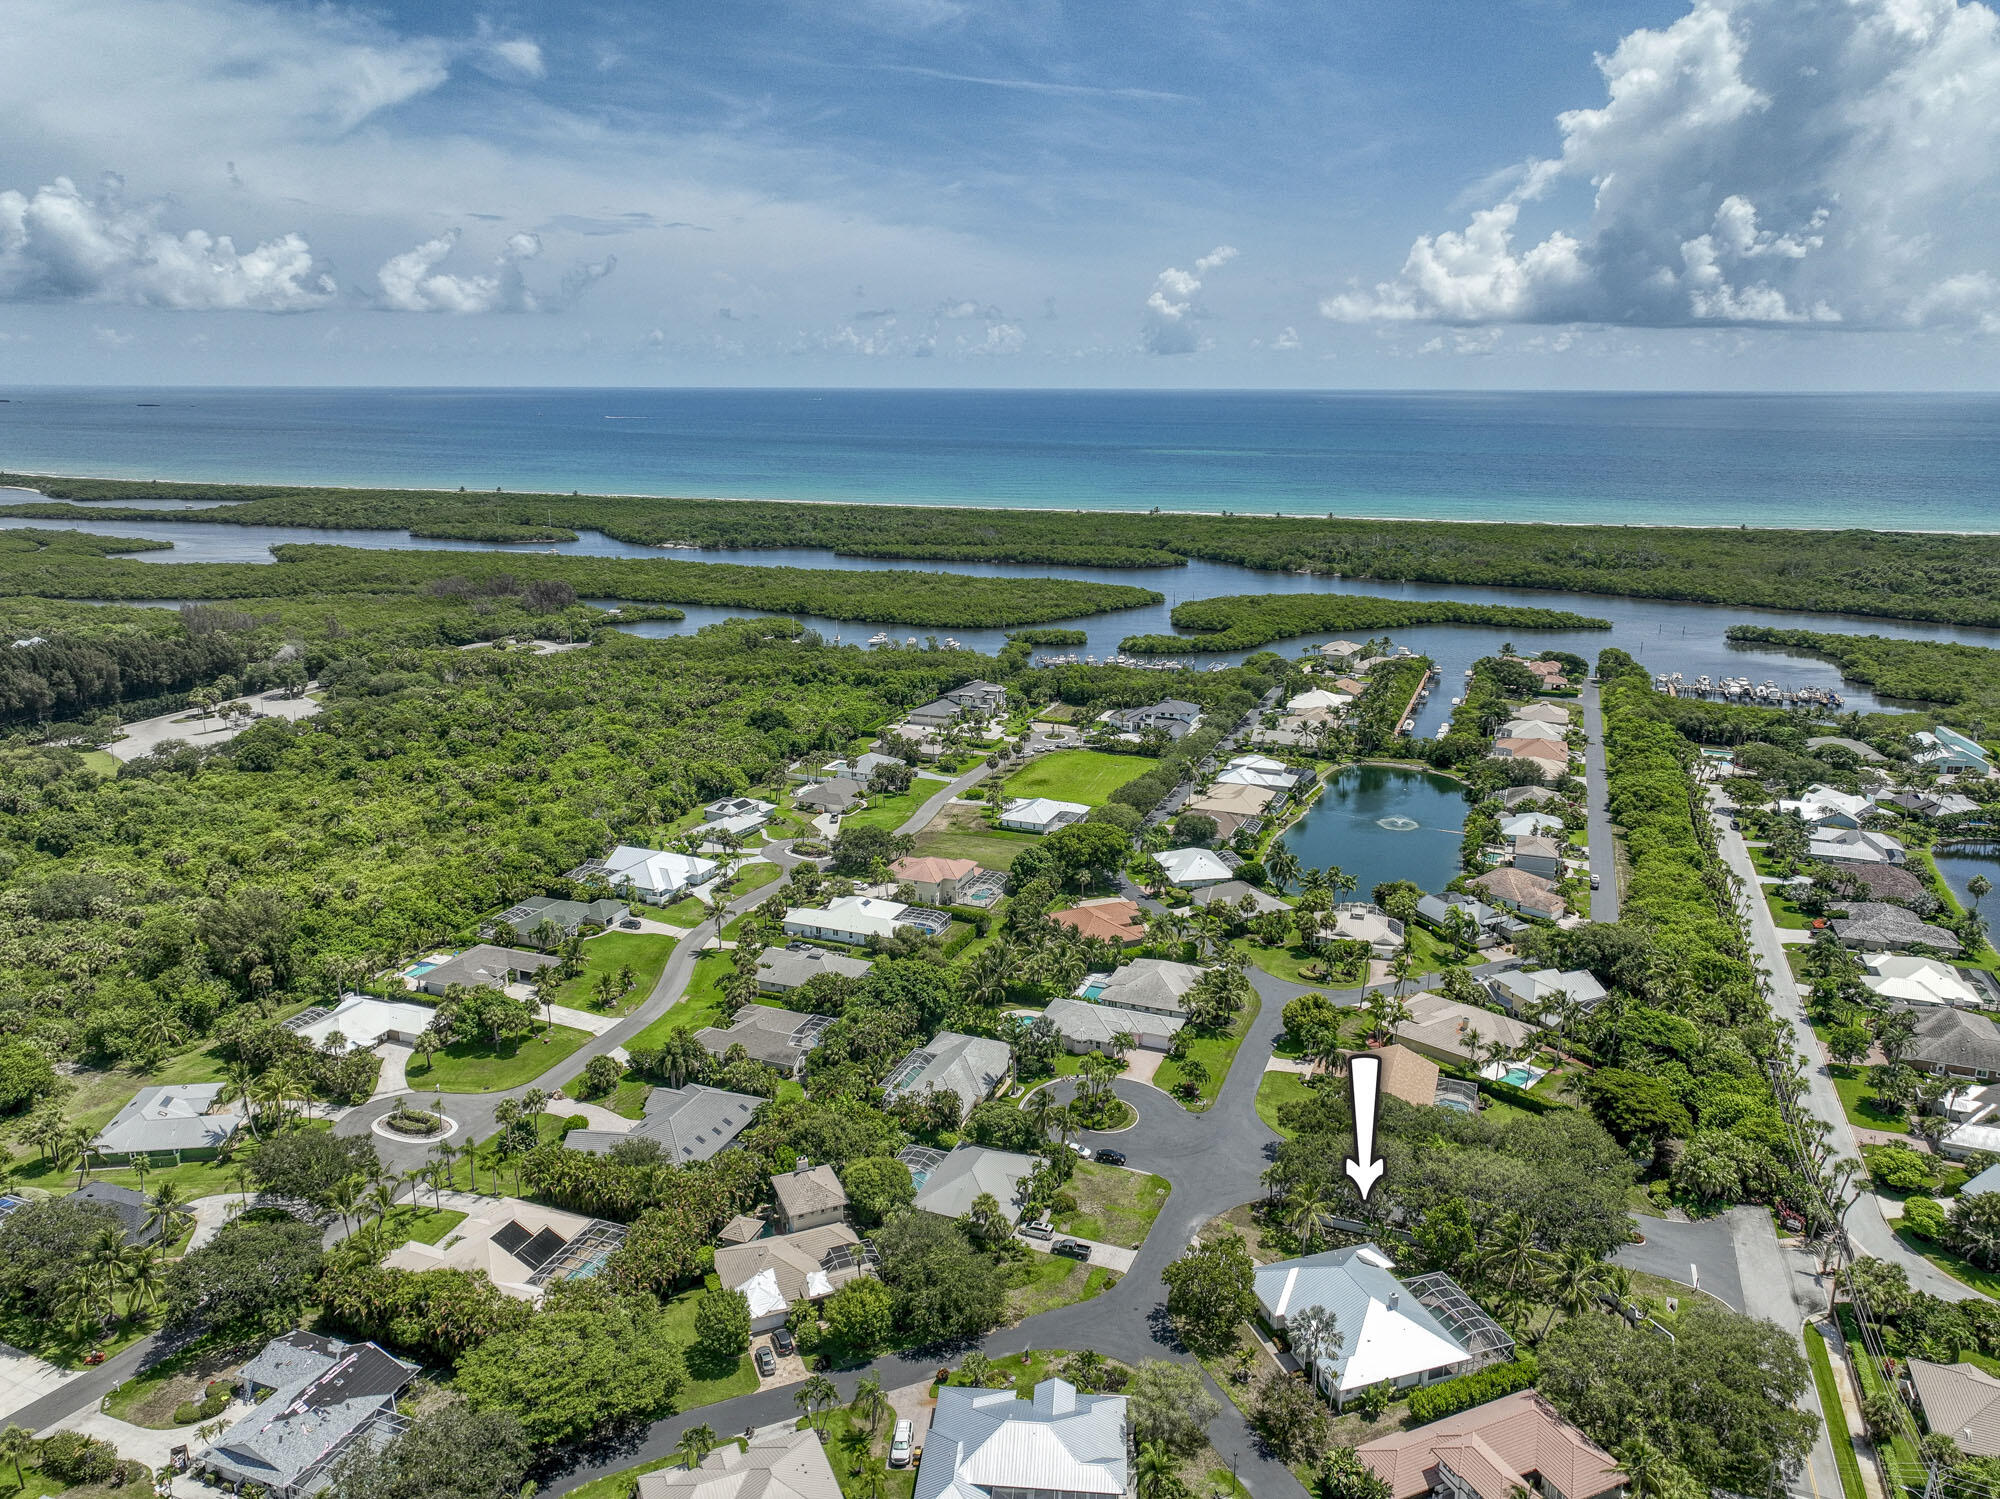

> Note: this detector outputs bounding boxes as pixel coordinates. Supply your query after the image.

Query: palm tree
[796,1374,838,1430]
[1616,1437,1674,1499]
[1971,874,1992,913]
[1477,1213,1546,1295]
[1286,1189,1333,1252]
[120,1245,165,1311]
[0,1424,34,1489]
[365,1180,399,1234]
[1136,1443,1180,1499]
[856,1456,890,1499]
[413,1028,442,1077]
[56,1124,95,1189]
[328,1175,365,1237]
[144,1182,192,1244]
[850,1373,889,1435]
[1538,1245,1608,1335]
[675,1428,709,1470]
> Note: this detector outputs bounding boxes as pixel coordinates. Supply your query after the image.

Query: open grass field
[1154,989,1261,1110]
[1053,1162,1170,1246]
[839,784,932,833]
[1003,1254,1119,1320]
[554,931,675,1015]
[910,803,1038,870]
[729,859,784,894]
[1828,1063,1908,1130]
[628,953,734,1054]
[1003,750,1155,807]
[642,896,713,927]
[414,1022,592,1092]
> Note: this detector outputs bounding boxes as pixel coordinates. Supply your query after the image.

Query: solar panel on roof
[490,1220,535,1258]
[517,1227,569,1270]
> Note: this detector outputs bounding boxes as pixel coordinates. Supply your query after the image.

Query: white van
[889,1420,914,1468]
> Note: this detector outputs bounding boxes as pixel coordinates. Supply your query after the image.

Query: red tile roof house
[1359,1390,1624,1499]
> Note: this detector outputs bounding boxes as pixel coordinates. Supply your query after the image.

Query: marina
[1650,672,1846,708]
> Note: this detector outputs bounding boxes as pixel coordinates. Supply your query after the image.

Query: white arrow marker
[1345,1055,1385,1200]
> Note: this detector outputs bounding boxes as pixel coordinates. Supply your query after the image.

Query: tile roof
[1359,1391,1620,1499]
[755,947,874,991]
[891,856,980,884]
[910,1144,1037,1223]
[715,1225,868,1316]
[1370,1045,1442,1109]
[1044,997,1185,1047]
[1393,993,1538,1059]
[883,1032,1012,1122]
[772,1163,849,1222]
[1911,1360,2000,1458]
[1830,901,1963,954]
[1050,900,1147,945]
[638,1422,844,1499]
[1908,1006,2000,1075]
[695,1003,830,1069]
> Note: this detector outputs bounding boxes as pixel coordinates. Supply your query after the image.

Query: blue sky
[3,0,1999,387]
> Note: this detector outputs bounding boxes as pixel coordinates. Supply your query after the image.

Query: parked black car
[772,1327,795,1355]
[1052,1239,1091,1260]
[1094,1148,1127,1167]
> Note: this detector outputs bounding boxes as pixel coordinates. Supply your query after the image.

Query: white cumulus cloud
[375,229,612,313]
[1143,244,1238,354]
[0,175,334,310]
[1325,0,2000,330]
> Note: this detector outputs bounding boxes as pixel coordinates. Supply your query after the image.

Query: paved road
[541,961,1317,1499]
[1578,682,1621,923]
[1706,789,1980,1303]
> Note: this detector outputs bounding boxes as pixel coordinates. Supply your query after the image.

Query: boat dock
[1651,671,1843,708]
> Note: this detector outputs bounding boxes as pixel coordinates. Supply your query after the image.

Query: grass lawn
[841,785,932,833]
[1806,1325,1868,1499]
[413,1023,592,1092]
[809,1409,918,1499]
[77,749,121,776]
[658,1288,760,1408]
[1255,1070,1314,1137]
[1154,989,1262,1111]
[564,1442,752,1499]
[381,1205,466,1245]
[627,953,734,1051]
[1235,939,1366,988]
[1053,1162,1170,1247]
[643,897,713,928]
[1900,1229,2000,1297]
[1003,751,1156,807]
[554,931,676,1015]
[910,804,1037,871]
[1828,1064,1908,1130]
[105,1339,255,1427]
[1003,1254,1119,1320]
[729,860,784,894]
[13,1151,246,1204]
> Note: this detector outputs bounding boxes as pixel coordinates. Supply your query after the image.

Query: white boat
[868,633,889,646]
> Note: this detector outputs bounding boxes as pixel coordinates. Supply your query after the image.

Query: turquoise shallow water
[3,387,1998,529]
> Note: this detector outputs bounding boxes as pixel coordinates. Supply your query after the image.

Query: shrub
[1865,1144,1939,1194]
[1902,1195,1948,1241]
[1406,1356,1538,1423]
[577,1055,624,1100]
[39,1430,119,1486]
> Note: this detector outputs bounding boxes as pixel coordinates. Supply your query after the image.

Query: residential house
[701,795,775,827]
[1886,789,1981,819]
[1909,1360,2000,1458]
[716,1224,872,1331]
[208,1334,418,1498]
[1829,901,1963,954]
[999,797,1090,833]
[1215,765,1298,792]
[945,679,1009,713]
[1915,727,1992,779]
[1779,784,1878,829]
[756,945,874,993]
[1042,996,1185,1053]
[1287,688,1352,714]
[411,945,555,996]
[635,1423,842,1499]
[1486,967,1607,1020]
[383,1198,626,1301]
[1254,1244,1509,1408]
[1317,640,1364,660]
[1497,785,1561,810]
[1522,660,1568,688]
[1228,753,1291,773]
[1469,867,1568,921]
[563,1083,763,1160]
[1332,676,1370,696]
[1961,1162,2000,1202]
[1498,811,1564,841]
[1049,899,1147,946]
[1807,735,1887,763]
[294,995,436,1050]
[1808,828,1907,865]
[1156,846,1235,888]
[1826,861,1928,903]
[717,1214,767,1247]
[1904,1006,2000,1081]
[1358,1390,1624,1499]
[882,1031,1012,1123]
[489,896,630,946]
[1489,738,1569,773]
[1365,1045,1478,1114]
[95,1082,244,1163]
[772,1163,849,1232]
[917,1379,1128,1499]
[817,752,904,783]
[1196,880,1290,916]
[906,1143,1036,1223]
[1187,781,1278,822]
[1099,699,1203,739]
[1415,894,1507,950]
[1511,835,1566,880]
[796,777,866,814]
[71,1182,162,1245]
[891,855,981,905]
[1325,903,1405,959]
[574,845,720,902]
[1393,993,1539,1067]
[783,894,940,946]
[1082,957,1204,1019]
[1862,954,1984,1009]
[1510,703,1571,726]
[694,1004,832,1075]
[1499,720,1567,742]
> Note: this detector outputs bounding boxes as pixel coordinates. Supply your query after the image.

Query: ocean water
[3,387,1999,529]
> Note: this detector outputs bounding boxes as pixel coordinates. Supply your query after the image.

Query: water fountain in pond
[1377,815,1421,832]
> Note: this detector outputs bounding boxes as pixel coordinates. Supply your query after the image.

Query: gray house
[1829,902,1964,955]
[882,1032,1012,1123]
[488,896,630,947]
[208,1333,418,1498]
[415,944,556,995]
[796,777,866,814]
[95,1082,244,1164]
[564,1083,764,1160]
[694,1005,833,1075]
[756,946,874,993]
[1907,1007,2000,1080]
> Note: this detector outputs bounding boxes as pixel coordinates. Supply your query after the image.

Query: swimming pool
[1481,1060,1547,1090]
[403,959,441,978]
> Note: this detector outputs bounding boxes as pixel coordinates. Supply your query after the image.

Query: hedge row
[1407,1355,1539,1423]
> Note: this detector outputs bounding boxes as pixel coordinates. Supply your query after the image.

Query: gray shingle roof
[95,1082,244,1155]
[638,1422,844,1499]
[756,947,873,991]
[1093,958,1203,1016]
[909,1145,1036,1223]
[208,1336,416,1495]
[694,1004,830,1070]
[1830,901,1964,954]
[1908,1006,2000,1075]
[882,1032,1011,1123]
[419,944,555,992]
[564,1083,763,1161]
[71,1182,160,1245]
